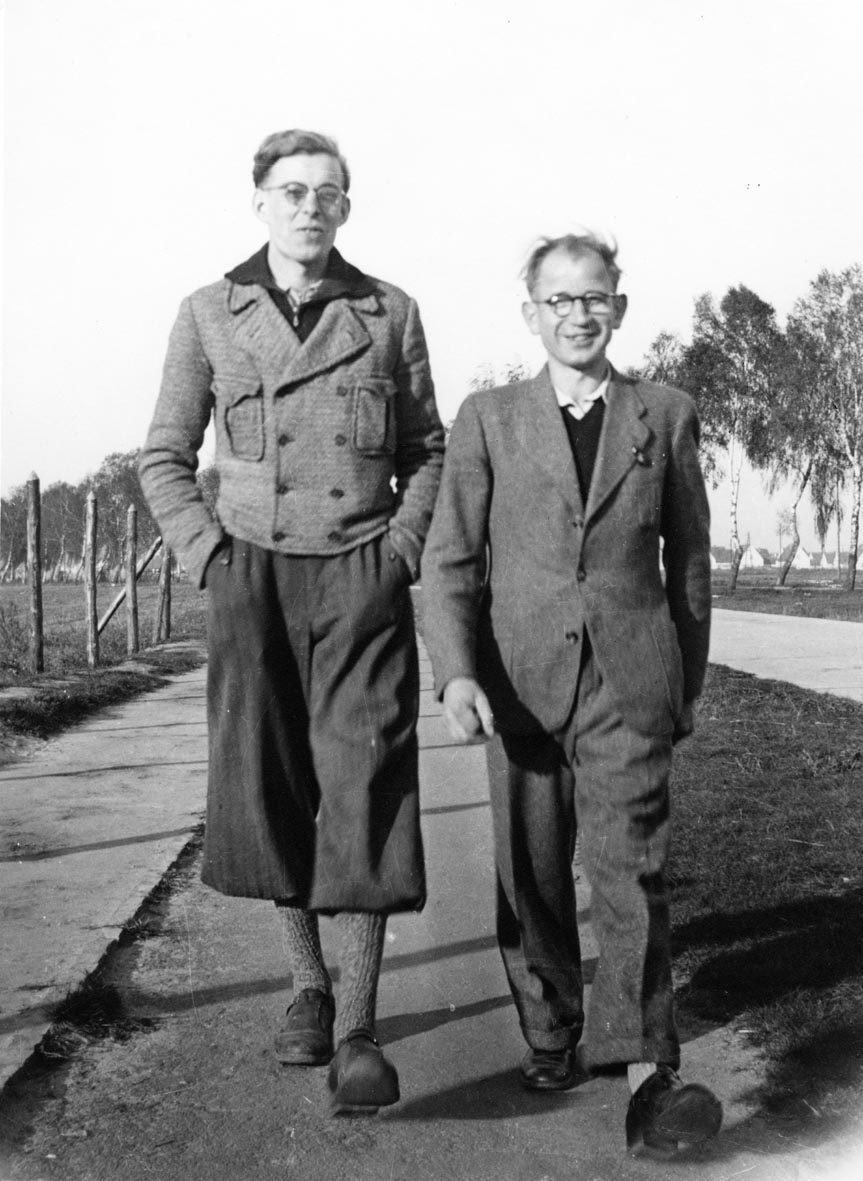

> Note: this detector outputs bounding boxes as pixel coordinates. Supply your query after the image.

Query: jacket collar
[223,247,380,390]
[225,244,376,302]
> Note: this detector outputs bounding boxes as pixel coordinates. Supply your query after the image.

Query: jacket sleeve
[661,396,712,704]
[386,298,446,579]
[138,296,225,589]
[421,395,492,697]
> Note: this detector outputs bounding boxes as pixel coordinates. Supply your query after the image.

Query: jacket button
[334,434,347,445]
[278,433,292,446]
[329,488,345,499]
[565,631,579,643]
[577,567,586,581]
[327,530,341,542]
[573,517,584,528]
[272,530,286,542]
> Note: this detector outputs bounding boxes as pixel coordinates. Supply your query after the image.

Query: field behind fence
[0,581,207,684]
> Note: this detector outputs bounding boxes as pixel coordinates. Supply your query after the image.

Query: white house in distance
[739,543,765,569]
[778,543,814,569]
[812,550,838,570]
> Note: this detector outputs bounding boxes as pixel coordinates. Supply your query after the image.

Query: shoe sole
[274,1038,333,1066]
[519,1072,576,1092]
[275,1049,333,1066]
[330,1100,383,1117]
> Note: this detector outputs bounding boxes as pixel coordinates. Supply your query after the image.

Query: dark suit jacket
[421,367,711,737]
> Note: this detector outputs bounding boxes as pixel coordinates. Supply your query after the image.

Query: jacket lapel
[585,372,653,523]
[519,368,585,514]
[227,283,373,390]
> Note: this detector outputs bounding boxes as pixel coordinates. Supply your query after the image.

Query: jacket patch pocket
[215,376,265,461]
[353,378,396,454]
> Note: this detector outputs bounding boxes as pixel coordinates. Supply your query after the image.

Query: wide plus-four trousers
[486,640,680,1070]
[201,534,425,913]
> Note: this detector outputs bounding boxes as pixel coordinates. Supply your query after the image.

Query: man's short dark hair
[523,232,622,294]
[252,129,351,191]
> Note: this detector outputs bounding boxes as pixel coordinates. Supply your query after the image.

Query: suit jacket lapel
[520,368,585,515]
[585,372,652,523]
[227,283,372,390]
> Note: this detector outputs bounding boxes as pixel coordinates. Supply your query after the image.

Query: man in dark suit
[422,232,721,1157]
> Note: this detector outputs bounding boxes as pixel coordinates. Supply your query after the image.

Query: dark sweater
[560,400,606,502]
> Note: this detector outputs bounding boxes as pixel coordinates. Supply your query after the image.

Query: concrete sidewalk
[710,608,863,703]
[1,609,862,1176]
[0,660,209,1089]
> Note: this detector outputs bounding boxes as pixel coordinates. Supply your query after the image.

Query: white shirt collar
[554,368,611,420]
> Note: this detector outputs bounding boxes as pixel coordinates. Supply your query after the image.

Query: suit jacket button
[272,530,286,542]
[334,434,347,446]
[573,517,584,528]
[565,631,579,643]
[329,488,345,499]
[577,567,586,581]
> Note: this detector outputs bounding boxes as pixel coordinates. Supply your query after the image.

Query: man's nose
[299,190,324,214]
[565,297,591,323]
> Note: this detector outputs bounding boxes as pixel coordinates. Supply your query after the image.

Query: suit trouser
[486,639,680,1070]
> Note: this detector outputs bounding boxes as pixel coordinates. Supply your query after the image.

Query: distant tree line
[0,450,219,583]
[633,264,863,591]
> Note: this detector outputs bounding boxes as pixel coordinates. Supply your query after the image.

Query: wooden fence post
[85,492,99,668]
[26,473,44,674]
[125,505,139,654]
[154,544,172,643]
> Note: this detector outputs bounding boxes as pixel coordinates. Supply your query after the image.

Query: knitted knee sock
[334,911,386,1043]
[274,902,331,996]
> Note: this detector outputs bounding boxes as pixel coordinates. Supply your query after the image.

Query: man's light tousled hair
[252,129,351,191]
[522,231,622,294]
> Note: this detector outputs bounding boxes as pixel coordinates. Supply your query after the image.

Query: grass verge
[0,581,207,765]
[712,570,863,620]
[0,646,205,766]
[671,663,863,1134]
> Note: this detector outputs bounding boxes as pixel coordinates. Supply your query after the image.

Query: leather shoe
[626,1064,722,1158]
[519,1046,576,1091]
[328,1029,400,1115]
[274,987,335,1065]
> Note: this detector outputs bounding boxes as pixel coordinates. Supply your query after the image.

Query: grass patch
[0,581,208,686]
[0,582,207,763]
[712,569,863,620]
[671,664,863,1132]
[42,980,157,1061]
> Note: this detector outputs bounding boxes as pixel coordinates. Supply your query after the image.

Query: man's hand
[442,677,495,744]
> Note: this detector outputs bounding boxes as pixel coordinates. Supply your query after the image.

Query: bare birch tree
[788,265,863,589]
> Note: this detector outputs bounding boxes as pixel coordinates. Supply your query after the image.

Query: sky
[3,0,863,551]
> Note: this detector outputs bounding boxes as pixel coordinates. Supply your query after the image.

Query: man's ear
[522,300,540,335]
[252,189,270,225]
[337,194,351,228]
[612,293,628,328]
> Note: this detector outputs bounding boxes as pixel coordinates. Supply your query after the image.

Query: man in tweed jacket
[140,129,444,1114]
[422,232,721,1157]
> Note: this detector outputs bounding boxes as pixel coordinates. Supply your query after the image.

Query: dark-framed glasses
[535,292,617,317]
[259,183,345,212]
